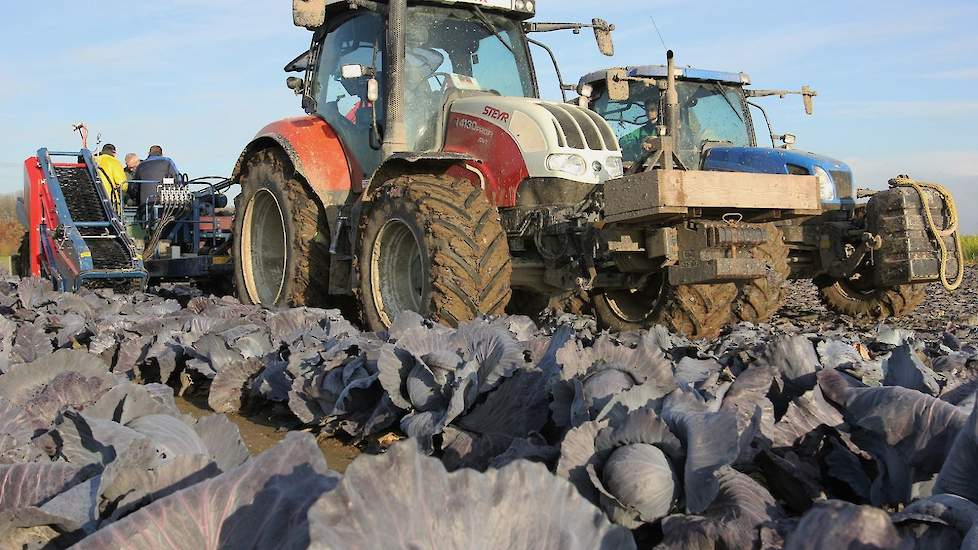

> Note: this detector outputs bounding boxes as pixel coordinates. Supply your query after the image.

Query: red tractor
[232,0,821,337]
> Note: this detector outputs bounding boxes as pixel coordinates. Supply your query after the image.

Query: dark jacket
[131,156,181,204]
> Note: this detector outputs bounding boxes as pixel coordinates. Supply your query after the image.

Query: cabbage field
[0,270,977,549]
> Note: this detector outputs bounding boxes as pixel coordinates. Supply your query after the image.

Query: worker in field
[132,145,182,205]
[124,153,140,179]
[619,97,661,163]
[95,144,128,215]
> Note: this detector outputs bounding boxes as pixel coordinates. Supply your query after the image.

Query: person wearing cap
[95,144,128,214]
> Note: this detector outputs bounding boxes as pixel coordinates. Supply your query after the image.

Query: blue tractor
[577,54,963,324]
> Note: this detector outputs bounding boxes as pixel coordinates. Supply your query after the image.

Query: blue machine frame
[125,177,233,281]
[34,149,148,291]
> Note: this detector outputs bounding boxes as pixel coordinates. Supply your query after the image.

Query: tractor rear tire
[592,277,738,339]
[733,224,790,324]
[818,280,926,320]
[357,174,512,331]
[234,148,331,308]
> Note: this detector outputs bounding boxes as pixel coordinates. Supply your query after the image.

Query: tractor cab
[579,64,856,208]
[292,0,539,175]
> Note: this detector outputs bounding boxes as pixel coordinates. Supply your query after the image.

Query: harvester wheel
[733,224,790,324]
[592,277,738,339]
[234,148,331,308]
[818,279,926,320]
[357,174,512,331]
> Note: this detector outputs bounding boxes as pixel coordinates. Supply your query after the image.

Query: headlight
[606,156,624,178]
[813,166,837,202]
[546,154,588,177]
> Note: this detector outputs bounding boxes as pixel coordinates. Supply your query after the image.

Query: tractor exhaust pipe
[383,0,408,157]
[662,50,679,172]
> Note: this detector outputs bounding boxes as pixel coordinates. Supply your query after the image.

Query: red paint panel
[255,116,361,193]
[199,216,233,232]
[23,158,84,279]
[443,113,529,208]
[23,157,43,277]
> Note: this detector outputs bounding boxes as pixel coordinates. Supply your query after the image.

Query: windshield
[404,6,535,151]
[592,80,752,168]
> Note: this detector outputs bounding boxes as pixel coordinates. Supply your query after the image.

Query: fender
[231,116,363,210]
[364,151,481,198]
[443,112,529,207]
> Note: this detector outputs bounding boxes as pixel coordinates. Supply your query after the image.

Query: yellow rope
[888,175,965,291]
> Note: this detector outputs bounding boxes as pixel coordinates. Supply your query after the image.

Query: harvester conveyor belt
[34,148,147,291]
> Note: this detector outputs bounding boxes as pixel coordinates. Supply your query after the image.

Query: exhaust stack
[657,50,685,171]
[383,0,409,157]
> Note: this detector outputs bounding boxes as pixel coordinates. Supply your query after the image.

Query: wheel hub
[241,189,287,306]
[371,219,425,327]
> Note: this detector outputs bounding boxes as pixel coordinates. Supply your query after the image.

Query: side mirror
[341,64,376,80]
[592,19,616,57]
[286,76,305,95]
[802,85,815,115]
[780,133,797,147]
[605,68,630,101]
[293,0,326,29]
[284,50,311,73]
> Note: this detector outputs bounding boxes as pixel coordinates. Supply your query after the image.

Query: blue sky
[1,0,975,231]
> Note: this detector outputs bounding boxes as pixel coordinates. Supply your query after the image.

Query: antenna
[650,16,668,55]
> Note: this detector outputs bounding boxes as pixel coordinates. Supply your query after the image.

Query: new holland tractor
[577,59,964,322]
[232,0,825,338]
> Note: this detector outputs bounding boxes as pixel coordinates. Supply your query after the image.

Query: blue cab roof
[579,65,751,87]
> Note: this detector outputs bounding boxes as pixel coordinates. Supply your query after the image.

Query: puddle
[175,394,360,473]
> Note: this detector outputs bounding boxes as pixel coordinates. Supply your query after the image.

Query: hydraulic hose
[888,175,965,291]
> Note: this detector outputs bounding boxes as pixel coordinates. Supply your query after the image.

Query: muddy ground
[174,391,361,472]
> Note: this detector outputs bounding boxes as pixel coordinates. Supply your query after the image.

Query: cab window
[313,12,386,175]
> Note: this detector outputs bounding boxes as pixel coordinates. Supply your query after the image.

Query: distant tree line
[0,193,24,256]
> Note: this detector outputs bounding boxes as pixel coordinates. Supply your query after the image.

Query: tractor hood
[703,146,855,207]
[447,96,624,185]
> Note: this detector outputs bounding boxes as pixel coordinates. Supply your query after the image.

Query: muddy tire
[733,224,790,324]
[234,148,331,308]
[357,174,511,331]
[592,276,738,339]
[818,280,926,320]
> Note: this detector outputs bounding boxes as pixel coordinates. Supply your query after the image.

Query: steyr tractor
[578,59,964,323]
[231,0,823,338]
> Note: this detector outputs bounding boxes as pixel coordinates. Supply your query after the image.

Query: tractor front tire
[357,174,512,331]
[234,148,331,308]
[818,280,926,320]
[733,224,790,324]
[592,278,738,339]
